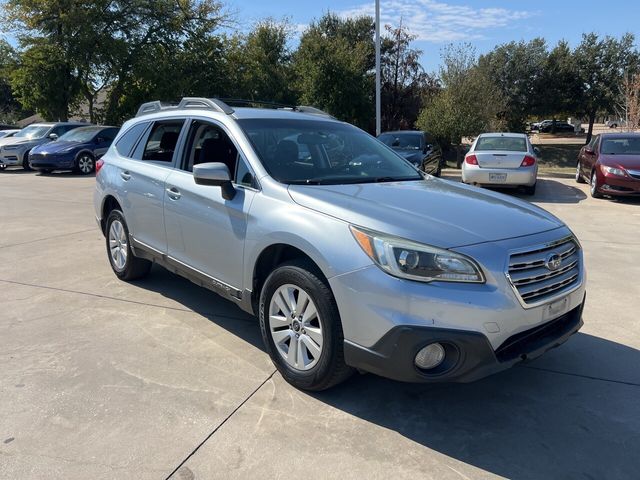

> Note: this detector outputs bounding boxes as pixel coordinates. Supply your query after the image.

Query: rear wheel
[75,153,95,175]
[590,170,602,198]
[523,183,536,195]
[105,209,152,280]
[259,260,353,391]
[575,161,586,183]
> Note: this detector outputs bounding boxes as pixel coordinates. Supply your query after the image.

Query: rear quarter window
[114,123,149,157]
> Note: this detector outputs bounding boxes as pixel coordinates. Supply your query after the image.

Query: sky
[230,0,640,72]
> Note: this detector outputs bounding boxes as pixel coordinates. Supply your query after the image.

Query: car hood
[599,154,640,170]
[33,140,85,154]
[394,149,422,159]
[0,137,42,148]
[287,178,564,248]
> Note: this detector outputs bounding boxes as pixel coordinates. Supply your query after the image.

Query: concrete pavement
[1,169,639,479]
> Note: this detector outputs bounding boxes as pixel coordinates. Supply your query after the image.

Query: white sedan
[462,133,539,195]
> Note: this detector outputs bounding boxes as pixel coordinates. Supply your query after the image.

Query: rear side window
[115,123,148,157]
[476,136,527,152]
[138,120,185,162]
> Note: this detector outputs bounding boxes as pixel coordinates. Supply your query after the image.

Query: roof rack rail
[135,97,234,117]
[220,98,293,109]
[293,105,334,118]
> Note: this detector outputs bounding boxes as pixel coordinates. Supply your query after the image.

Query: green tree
[574,33,640,143]
[477,39,548,131]
[417,44,503,148]
[380,22,438,131]
[0,39,25,123]
[225,19,296,104]
[294,13,375,129]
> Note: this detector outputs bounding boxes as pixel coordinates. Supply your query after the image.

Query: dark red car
[576,133,640,198]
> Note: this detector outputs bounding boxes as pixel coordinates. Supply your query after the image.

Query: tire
[105,209,152,280]
[75,153,95,175]
[523,183,536,195]
[259,259,353,391]
[575,162,586,183]
[22,151,32,171]
[590,170,602,199]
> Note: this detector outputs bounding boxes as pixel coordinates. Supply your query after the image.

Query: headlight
[601,165,627,177]
[350,226,485,283]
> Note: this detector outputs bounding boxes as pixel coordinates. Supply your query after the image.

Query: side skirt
[130,237,255,314]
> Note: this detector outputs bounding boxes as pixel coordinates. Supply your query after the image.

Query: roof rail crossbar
[178,97,234,115]
[135,97,234,117]
[294,105,334,118]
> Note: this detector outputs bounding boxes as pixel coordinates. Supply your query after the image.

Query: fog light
[415,343,445,370]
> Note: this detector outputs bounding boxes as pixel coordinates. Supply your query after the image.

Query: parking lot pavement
[1,170,639,479]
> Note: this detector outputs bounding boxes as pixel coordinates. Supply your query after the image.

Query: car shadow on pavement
[131,265,264,351]
[509,179,588,204]
[132,265,639,478]
[312,332,640,479]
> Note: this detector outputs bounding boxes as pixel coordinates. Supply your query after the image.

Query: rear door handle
[166,187,181,200]
[120,171,131,181]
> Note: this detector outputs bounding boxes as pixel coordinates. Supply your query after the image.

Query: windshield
[14,126,50,139]
[378,132,422,150]
[238,119,422,185]
[58,127,100,143]
[601,137,640,155]
[476,136,527,152]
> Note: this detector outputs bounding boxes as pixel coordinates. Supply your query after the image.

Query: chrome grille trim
[506,235,582,308]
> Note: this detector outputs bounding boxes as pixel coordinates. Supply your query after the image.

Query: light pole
[375,0,381,136]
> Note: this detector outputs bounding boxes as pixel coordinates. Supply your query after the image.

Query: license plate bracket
[489,173,507,183]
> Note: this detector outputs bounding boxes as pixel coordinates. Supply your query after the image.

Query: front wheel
[22,151,32,171]
[590,171,602,198]
[75,153,95,175]
[575,162,586,183]
[105,209,152,280]
[259,260,353,391]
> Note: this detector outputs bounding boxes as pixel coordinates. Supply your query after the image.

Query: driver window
[182,121,240,181]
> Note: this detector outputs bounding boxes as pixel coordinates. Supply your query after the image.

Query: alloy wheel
[108,219,128,271]
[78,155,94,174]
[268,284,323,371]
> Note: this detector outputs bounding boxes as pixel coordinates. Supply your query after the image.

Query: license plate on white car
[489,173,507,183]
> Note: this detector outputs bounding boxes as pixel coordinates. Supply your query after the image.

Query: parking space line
[165,370,276,480]
[0,279,253,323]
[0,228,96,249]
[520,365,640,387]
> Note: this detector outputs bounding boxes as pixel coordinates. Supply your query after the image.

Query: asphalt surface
[1,169,639,479]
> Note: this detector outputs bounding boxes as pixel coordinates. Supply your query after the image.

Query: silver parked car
[94,98,585,391]
[462,132,539,195]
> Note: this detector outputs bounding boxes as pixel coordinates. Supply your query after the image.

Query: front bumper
[29,153,74,170]
[598,172,640,196]
[0,151,23,166]
[462,165,537,187]
[344,297,584,383]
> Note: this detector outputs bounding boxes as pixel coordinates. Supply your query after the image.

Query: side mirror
[96,137,105,144]
[584,147,594,154]
[48,133,58,141]
[533,146,541,155]
[193,162,235,200]
[424,143,433,153]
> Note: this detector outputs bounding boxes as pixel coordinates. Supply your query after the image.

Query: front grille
[627,169,640,180]
[507,236,581,306]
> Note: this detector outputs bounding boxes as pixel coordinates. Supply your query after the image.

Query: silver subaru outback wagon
[94,98,586,391]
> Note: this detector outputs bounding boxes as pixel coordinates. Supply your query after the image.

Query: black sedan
[539,122,585,134]
[378,130,443,176]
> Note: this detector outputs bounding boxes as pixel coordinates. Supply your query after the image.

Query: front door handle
[120,171,131,181]
[166,187,181,200]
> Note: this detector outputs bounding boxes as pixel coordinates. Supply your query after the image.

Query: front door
[163,119,257,291]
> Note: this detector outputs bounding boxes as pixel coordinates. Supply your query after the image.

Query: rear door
[112,118,187,254]
[473,135,529,169]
